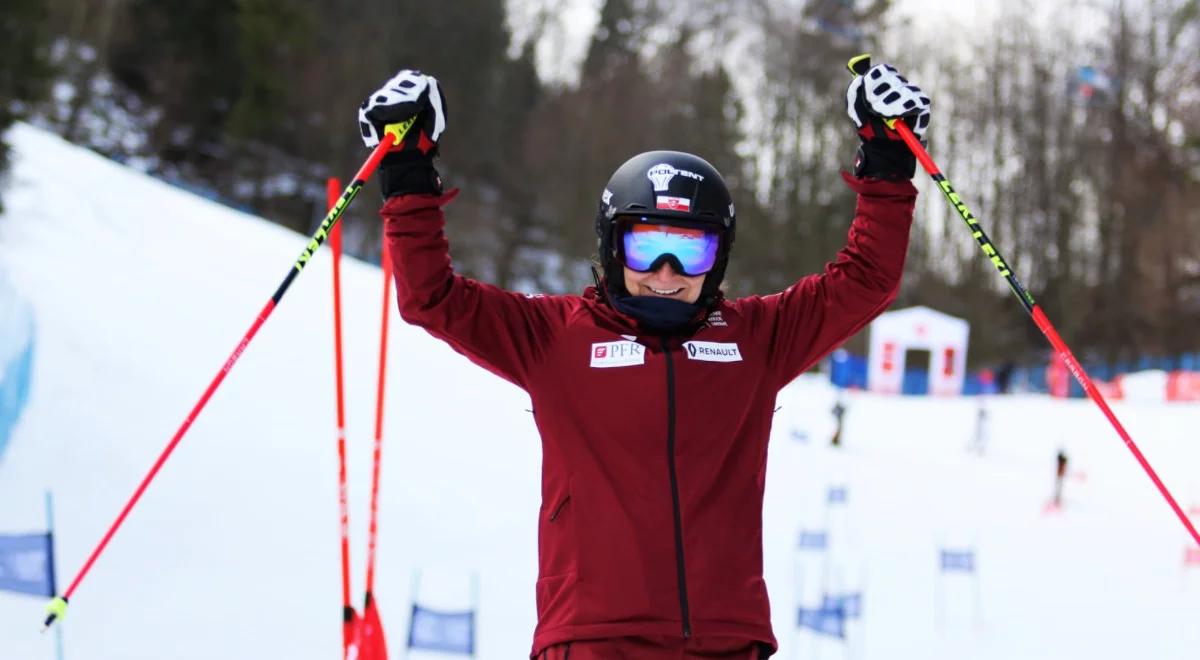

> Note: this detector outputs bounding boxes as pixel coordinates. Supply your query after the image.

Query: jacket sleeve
[755,172,917,387]
[381,191,566,389]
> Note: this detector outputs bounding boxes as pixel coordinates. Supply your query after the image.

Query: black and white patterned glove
[358,69,448,197]
[845,63,931,180]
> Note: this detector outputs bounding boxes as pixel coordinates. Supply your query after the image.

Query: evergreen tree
[0,0,54,212]
[581,0,643,82]
[106,0,243,181]
[224,0,317,226]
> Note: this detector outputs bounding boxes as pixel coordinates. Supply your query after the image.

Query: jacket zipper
[549,495,570,522]
[661,337,692,638]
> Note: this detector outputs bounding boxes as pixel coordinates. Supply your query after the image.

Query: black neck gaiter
[610,293,703,335]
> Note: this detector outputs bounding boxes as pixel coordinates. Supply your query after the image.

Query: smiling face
[623,262,706,304]
[616,219,721,304]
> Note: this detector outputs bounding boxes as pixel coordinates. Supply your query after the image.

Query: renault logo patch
[590,340,645,368]
[683,341,742,362]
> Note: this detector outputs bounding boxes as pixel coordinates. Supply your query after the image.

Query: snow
[1,122,1198,659]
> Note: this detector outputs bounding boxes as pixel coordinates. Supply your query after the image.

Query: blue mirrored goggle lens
[620,223,721,275]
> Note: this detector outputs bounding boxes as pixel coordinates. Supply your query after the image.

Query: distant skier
[830,397,846,447]
[968,399,989,455]
[356,61,930,658]
[1053,449,1069,508]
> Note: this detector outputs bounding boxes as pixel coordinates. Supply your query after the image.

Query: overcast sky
[507,0,997,84]
[507,0,1108,85]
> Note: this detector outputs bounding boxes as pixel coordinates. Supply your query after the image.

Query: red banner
[1167,371,1200,402]
[1046,356,1069,398]
[1093,376,1123,400]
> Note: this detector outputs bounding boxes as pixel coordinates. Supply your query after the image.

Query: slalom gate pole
[43,128,406,630]
[847,54,1200,548]
[364,240,392,598]
[328,176,358,658]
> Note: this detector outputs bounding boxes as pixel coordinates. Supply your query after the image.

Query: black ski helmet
[595,150,736,306]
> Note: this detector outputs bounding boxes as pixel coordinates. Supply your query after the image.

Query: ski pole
[364,240,392,600]
[327,176,359,659]
[346,238,396,659]
[43,124,411,630]
[847,54,1200,548]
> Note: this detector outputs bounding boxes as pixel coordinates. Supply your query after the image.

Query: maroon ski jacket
[383,172,916,658]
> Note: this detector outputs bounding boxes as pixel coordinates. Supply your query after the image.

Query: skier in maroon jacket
[356,63,931,659]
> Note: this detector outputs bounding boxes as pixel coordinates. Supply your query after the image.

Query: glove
[358,69,448,197]
[845,62,931,180]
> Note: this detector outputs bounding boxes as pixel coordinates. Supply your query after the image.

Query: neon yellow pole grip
[43,595,68,630]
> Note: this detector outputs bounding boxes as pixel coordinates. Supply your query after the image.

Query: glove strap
[378,153,443,198]
[854,140,916,181]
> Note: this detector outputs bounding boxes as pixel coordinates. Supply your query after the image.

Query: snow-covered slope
[1,123,1197,659]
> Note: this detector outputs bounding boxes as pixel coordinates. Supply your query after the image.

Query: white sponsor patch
[590,340,645,368]
[683,341,742,362]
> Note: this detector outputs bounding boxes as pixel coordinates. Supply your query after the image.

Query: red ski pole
[328,176,360,658]
[346,233,394,659]
[846,54,1200,548]
[43,128,406,630]
[365,242,391,598]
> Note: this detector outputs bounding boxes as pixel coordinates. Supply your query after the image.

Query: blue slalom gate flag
[940,549,976,573]
[797,604,846,638]
[0,532,55,597]
[408,603,475,655]
[797,530,828,550]
[826,485,848,504]
[821,592,863,619]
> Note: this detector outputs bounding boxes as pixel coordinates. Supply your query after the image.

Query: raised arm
[754,61,931,385]
[358,70,566,388]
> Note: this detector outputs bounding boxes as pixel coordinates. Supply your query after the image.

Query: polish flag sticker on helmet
[656,195,691,211]
[683,341,742,363]
[590,340,646,368]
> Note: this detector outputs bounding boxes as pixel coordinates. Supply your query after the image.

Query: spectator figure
[977,368,996,395]
[995,361,1014,394]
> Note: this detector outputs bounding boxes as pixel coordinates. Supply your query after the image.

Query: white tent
[867,306,969,395]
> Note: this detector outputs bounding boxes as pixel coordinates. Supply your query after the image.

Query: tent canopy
[867,306,969,395]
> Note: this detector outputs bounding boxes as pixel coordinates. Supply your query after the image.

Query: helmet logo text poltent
[647,163,704,192]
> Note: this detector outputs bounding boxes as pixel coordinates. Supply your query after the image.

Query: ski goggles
[618,219,722,276]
